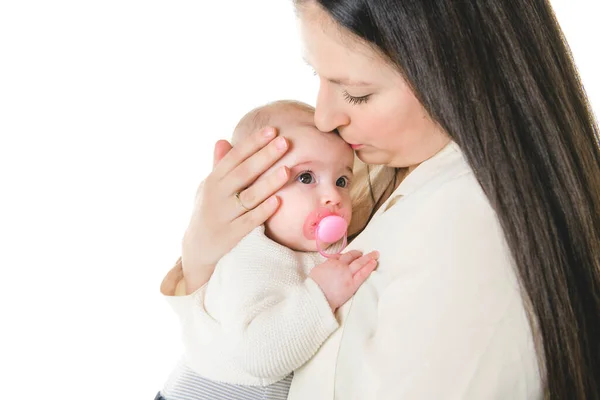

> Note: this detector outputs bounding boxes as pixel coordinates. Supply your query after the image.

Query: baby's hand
[309,250,379,311]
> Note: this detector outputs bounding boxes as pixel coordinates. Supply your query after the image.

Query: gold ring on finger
[235,191,251,212]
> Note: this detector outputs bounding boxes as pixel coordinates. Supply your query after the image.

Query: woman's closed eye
[342,90,370,105]
[309,65,371,105]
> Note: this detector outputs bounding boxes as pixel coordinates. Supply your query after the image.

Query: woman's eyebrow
[328,77,372,87]
[303,57,372,87]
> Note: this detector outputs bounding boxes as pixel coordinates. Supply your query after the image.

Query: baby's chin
[287,238,344,254]
[277,236,344,255]
[264,228,316,252]
[286,239,318,253]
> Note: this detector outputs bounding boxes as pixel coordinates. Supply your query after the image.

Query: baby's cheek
[344,202,353,223]
[263,216,287,247]
[264,212,283,234]
[264,209,294,238]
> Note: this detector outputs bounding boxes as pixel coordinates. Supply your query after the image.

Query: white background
[0,1,598,399]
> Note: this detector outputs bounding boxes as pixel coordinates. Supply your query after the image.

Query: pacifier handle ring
[315,225,347,258]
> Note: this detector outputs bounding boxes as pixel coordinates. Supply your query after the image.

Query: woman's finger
[226,135,288,193]
[233,195,281,234]
[194,181,205,202]
[212,127,281,180]
[338,250,364,265]
[234,166,289,214]
[213,140,232,170]
[348,251,379,275]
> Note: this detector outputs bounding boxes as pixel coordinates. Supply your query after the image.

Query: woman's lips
[349,143,364,150]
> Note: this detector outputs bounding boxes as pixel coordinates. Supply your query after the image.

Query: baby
[158,100,378,399]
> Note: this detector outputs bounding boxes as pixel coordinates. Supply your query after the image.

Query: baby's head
[233,100,354,252]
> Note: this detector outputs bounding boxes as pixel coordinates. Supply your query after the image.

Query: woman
[161,1,600,399]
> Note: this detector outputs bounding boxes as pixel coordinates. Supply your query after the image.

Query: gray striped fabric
[161,362,292,400]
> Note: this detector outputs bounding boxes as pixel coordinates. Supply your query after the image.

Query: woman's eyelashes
[309,67,371,105]
[343,90,370,105]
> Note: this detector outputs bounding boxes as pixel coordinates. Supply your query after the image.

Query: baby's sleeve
[160,257,222,347]
[209,228,339,381]
[160,228,339,385]
[219,273,339,380]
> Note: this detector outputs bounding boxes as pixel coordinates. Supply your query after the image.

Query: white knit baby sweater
[165,226,340,386]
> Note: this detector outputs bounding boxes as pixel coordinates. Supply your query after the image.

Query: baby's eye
[336,176,350,188]
[297,172,316,185]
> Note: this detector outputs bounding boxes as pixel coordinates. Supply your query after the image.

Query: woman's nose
[314,83,350,133]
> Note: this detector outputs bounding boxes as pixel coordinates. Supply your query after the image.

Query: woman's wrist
[181,260,216,294]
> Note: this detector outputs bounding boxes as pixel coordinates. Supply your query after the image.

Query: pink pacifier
[303,207,348,258]
[315,215,348,258]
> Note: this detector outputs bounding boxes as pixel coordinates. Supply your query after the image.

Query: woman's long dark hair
[299,0,600,398]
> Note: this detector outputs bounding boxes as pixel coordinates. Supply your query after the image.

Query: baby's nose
[321,187,343,208]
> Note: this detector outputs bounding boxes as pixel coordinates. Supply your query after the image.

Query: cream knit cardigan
[165,226,339,386]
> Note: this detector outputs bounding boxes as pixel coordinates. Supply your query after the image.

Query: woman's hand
[182,127,290,293]
[309,250,380,311]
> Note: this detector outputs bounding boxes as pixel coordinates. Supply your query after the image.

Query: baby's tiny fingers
[348,252,379,275]
[338,250,363,265]
[351,260,378,288]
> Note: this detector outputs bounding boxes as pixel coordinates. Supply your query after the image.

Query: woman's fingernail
[275,137,287,151]
[263,128,275,139]
[372,251,380,259]
[268,196,279,206]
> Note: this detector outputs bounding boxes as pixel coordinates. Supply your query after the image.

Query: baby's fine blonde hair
[232,100,315,146]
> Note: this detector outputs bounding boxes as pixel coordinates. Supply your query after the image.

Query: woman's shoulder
[392,142,490,214]
[426,165,493,220]
[384,148,496,231]
[406,168,505,255]
[366,153,510,275]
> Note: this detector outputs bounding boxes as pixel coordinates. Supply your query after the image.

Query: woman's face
[297,2,450,169]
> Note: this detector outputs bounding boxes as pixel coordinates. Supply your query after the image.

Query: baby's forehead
[233,100,353,168]
[279,124,354,166]
[282,123,343,147]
